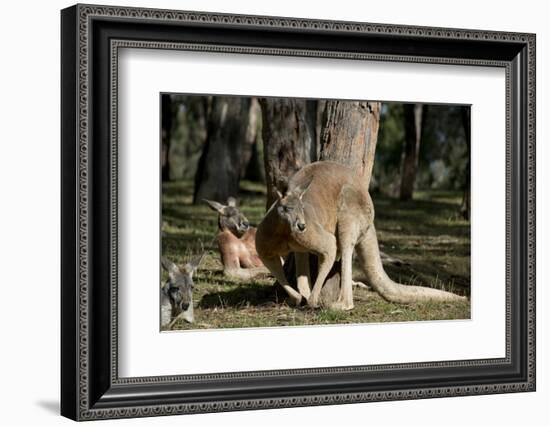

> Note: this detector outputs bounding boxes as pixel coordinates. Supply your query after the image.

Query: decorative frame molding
[61,3,536,421]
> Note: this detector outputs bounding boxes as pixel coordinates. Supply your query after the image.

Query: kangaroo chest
[217,229,258,257]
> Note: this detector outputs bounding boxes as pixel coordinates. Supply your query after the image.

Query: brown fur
[256,161,466,309]
[161,255,203,326]
[217,228,264,270]
[205,199,269,280]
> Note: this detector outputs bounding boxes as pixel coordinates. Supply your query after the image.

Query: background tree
[240,98,265,183]
[372,103,469,200]
[193,96,251,203]
[161,94,173,181]
[167,95,208,180]
[372,103,404,194]
[164,96,469,204]
[460,106,471,219]
[399,104,424,201]
[319,101,380,187]
[260,98,318,208]
[418,105,469,192]
[260,99,381,204]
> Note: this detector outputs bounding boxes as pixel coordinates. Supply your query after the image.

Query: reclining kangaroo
[255,161,466,310]
[204,198,269,280]
[161,255,203,327]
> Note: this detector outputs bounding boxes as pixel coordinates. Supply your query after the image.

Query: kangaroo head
[204,198,250,237]
[161,255,203,323]
[275,178,313,234]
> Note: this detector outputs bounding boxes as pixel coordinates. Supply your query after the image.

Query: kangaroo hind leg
[307,232,337,308]
[332,185,369,310]
[295,252,311,299]
[334,215,363,310]
[332,242,356,311]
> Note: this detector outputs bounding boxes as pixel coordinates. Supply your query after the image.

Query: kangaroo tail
[224,266,271,281]
[356,225,466,303]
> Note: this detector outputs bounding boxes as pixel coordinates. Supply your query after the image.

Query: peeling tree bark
[319,100,381,189]
[399,103,424,201]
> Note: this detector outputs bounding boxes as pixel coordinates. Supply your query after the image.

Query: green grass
[162,181,470,331]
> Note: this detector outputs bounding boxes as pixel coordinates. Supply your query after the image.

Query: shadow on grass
[382,264,470,294]
[162,180,471,328]
[372,194,470,238]
[198,283,283,309]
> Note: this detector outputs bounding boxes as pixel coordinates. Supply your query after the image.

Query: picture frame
[60,3,536,421]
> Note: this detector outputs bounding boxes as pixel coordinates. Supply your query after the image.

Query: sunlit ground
[161,180,470,331]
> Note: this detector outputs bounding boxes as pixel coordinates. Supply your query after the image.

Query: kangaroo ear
[275,175,290,198]
[184,253,205,277]
[161,256,180,280]
[293,176,314,200]
[226,197,238,207]
[203,199,226,214]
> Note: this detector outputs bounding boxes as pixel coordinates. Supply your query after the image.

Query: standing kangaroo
[204,198,269,280]
[255,161,466,310]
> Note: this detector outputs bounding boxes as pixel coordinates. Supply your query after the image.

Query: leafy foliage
[373,103,469,195]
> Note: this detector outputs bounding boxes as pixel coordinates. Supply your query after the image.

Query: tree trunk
[240,98,264,182]
[193,96,251,203]
[399,104,424,201]
[316,100,381,304]
[243,137,265,183]
[460,106,471,220]
[259,98,318,295]
[259,98,381,306]
[260,98,317,208]
[168,95,209,180]
[161,94,172,182]
[319,100,381,189]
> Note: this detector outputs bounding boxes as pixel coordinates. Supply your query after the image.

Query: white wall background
[0,0,546,424]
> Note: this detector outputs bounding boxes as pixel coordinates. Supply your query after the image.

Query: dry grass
[162,180,470,331]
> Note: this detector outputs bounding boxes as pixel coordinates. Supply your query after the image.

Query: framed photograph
[61,4,536,421]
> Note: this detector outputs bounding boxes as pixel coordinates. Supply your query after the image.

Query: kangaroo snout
[296,222,306,232]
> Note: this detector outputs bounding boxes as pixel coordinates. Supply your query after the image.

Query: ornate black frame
[61,3,536,421]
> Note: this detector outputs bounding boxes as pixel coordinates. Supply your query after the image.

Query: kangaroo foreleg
[261,256,303,306]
